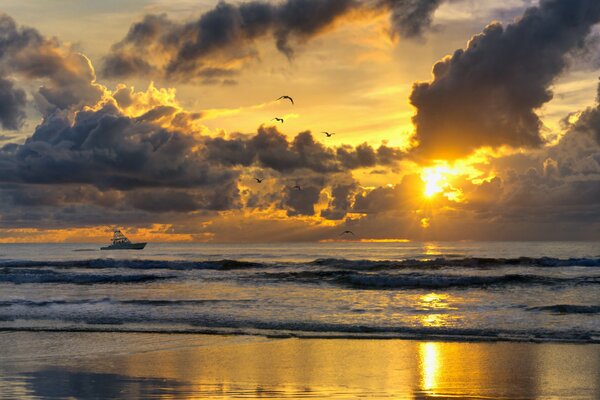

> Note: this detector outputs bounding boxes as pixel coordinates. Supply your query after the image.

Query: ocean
[1,241,599,343]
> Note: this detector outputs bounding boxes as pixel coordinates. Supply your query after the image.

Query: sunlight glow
[420,164,467,202]
[422,168,446,197]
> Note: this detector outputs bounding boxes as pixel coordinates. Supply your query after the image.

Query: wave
[0,298,254,307]
[527,304,600,314]
[339,273,577,289]
[0,269,173,284]
[310,257,600,269]
[252,270,600,289]
[1,256,599,271]
[0,259,263,270]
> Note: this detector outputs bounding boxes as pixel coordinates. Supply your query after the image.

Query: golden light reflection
[419,342,440,392]
[423,243,440,256]
[417,293,457,328]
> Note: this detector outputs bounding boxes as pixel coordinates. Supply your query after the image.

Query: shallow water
[0,242,599,342]
[1,332,599,399]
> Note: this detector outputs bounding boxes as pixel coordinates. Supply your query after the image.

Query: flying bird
[322,131,335,137]
[277,95,294,105]
[272,117,284,123]
[254,178,263,183]
[293,185,302,191]
[339,230,355,236]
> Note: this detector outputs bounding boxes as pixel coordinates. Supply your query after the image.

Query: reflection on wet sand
[1,332,599,399]
[419,342,439,392]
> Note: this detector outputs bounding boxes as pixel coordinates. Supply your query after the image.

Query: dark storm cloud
[0,103,238,190]
[125,183,240,212]
[204,126,403,173]
[282,175,326,216]
[321,179,358,220]
[102,0,446,79]
[409,0,600,160]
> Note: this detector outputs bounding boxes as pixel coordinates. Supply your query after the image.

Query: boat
[101,230,147,250]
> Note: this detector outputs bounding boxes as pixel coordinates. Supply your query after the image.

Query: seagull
[277,95,294,105]
[339,230,355,236]
[254,178,263,183]
[272,117,284,123]
[292,185,302,191]
[322,131,335,137]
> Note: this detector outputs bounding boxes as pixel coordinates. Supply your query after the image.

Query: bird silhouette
[272,117,284,123]
[322,131,335,137]
[292,185,302,190]
[277,95,294,105]
[339,230,355,236]
[254,178,263,183]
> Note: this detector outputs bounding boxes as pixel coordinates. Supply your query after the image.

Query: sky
[0,0,599,243]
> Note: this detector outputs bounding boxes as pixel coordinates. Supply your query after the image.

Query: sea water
[0,241,599,342]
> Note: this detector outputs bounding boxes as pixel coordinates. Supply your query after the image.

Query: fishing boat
[101,230,147,250]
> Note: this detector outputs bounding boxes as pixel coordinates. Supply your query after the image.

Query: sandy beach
[1,332,599,399]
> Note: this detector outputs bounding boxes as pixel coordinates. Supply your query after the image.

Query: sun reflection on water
[423,242,441,257]
[417,293,458,327]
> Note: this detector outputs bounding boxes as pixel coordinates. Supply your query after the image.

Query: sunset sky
[1,0,600,242]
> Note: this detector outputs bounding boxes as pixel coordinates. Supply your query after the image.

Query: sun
[421,167,449,198]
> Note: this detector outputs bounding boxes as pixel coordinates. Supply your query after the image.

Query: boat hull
[100,242,147,250]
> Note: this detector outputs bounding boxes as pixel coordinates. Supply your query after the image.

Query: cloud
[572,79,600,145]
[321,179,359,220]
[0,13,105,129]
[342,97,600,241]
[204,126,403,173]
[0,77,26,130]
[0,103,237,190]
[101,0,447,80]
[0,77,405,226]
[384,0,443,38]
[409,0,600,160]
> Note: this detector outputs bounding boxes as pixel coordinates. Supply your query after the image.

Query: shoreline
[1,326,599,344]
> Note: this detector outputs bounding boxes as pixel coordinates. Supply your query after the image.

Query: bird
[254,178,263,183]
[277,95,294,105]
[292,185,302,191]
[272,117,284,123]
[322,131,335,137]
[339,230,355,236]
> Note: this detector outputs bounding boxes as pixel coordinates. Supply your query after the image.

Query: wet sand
[1,332,599,399]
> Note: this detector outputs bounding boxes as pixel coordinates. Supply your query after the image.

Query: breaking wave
[251,270,600,289]
[0,298,254,307]
[527,304,600,314]
[0,269,173,284]
[1,256,599,271]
